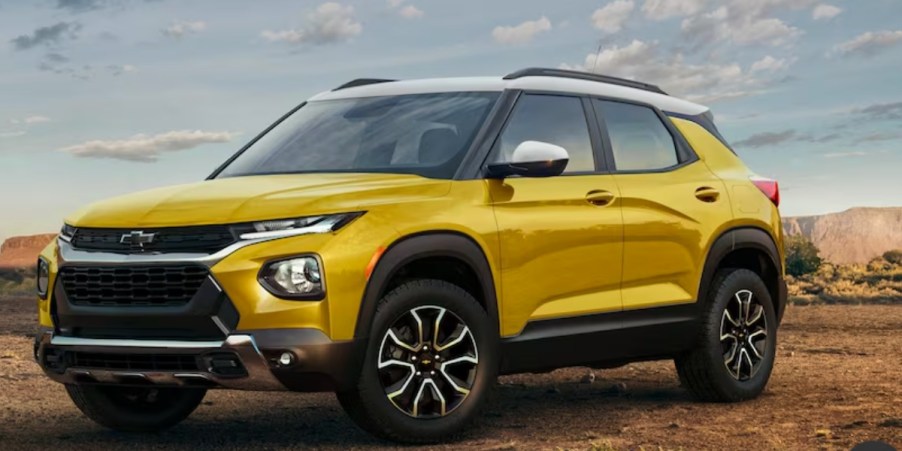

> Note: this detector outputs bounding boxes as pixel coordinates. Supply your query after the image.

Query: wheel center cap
[418,352,435,370]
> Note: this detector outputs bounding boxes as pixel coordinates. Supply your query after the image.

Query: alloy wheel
[720,289,768,381]
[377,305,478,418]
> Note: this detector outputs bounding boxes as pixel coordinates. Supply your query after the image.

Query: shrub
[884,249,902,266]
[785,235,823,277]
[868,257,890,272]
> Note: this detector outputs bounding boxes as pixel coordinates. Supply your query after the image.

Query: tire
[65,384,206,432]
[337,279,499,443]
[675,268,777,402]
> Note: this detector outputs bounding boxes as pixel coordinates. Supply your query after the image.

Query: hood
[65,173,451,228]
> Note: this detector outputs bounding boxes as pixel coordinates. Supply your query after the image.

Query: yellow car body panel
[672,118,784,268]
[614,161,733,311]
[487,175,623,336]
[64,173,452,228]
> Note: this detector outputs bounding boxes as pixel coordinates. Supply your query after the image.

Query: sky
[1,0,901,240]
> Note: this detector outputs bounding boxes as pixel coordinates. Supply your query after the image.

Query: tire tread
[676,268,774,403]
[337,278,493,443]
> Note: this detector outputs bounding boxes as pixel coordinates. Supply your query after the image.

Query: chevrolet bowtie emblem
[120,230,156,248]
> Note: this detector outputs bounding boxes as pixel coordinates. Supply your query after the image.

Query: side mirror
[486,140,569,178]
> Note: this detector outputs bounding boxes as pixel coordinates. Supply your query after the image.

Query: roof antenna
[590,39,603,73]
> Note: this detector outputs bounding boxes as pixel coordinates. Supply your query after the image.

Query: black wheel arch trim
[353,231,500,340]
[699,226,786,321]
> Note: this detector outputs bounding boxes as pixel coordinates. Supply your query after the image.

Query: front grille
[68,351,201,371]
[59,265,209,307]
[71,225,236,254]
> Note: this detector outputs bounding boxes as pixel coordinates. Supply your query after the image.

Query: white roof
[309,76,708,116]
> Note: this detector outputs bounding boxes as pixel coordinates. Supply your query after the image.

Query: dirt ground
[0,297,899,450]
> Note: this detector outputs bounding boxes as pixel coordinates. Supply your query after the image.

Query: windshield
[216,92,500,179]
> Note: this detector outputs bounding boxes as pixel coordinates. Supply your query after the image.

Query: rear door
[591,99,732,311]
[487,93,623,337]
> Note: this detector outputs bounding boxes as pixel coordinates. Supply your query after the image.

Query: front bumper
[35,329,362,392]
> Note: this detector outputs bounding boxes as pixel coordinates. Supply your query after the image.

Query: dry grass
[0,268,34,298]
[788,257,902,305]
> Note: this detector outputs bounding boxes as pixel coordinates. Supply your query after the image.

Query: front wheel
[337,279,499,443]
[676,268,778,402]
[65,384,206,432]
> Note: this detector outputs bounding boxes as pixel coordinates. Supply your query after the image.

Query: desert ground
[0,297,899,450]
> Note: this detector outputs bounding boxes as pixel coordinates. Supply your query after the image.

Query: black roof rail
[503,67,667,95]
[332,78,396,91]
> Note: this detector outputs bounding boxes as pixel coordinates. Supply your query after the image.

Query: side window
[492,94,595,173]
[595,100,679,171]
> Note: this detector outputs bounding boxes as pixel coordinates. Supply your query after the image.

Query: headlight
[232,212,363,240]
[36,257,50,299]
[258,256,324,300]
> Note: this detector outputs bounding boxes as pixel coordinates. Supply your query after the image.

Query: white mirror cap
[510,140,569,164]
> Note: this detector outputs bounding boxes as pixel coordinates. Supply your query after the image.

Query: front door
[487,93,624,337]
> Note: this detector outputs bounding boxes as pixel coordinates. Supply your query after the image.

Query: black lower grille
[71,225,236,254]
[59,265,209,307]
[68,352,201,371]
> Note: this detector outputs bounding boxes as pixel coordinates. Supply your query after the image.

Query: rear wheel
[65,384,206,432]
[337,279,498,443]
[676,268,777,402]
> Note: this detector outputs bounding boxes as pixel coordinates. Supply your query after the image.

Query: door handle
[585,190,615,206]
[695,186,720,203]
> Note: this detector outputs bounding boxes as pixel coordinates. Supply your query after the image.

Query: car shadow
[48,378,699,449]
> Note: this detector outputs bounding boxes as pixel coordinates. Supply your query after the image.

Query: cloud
[561,39,771,103]
[60,130,237,162]
[641,0,705,20]
[808,133,840,143]
[261,2,362,46]
[55,0,102,12]
[854,132,902,144]
[45,52,69,63]
[681,7,802,48]
[398,5,424,19]
[492,16,552,45]
[106,64,137,76]
[750,55,791,72]
[679,0,815,51]
[832,30,902,57]
[732,128,848,148]
[812,4,841,20]
[851,101,902,121]
[162,21,207,39]
[10,22,80,51]
[823,151,869,159]
[10,115,51,125]
[0,131,27,138]
[387,0,404,7]
[592,0,635,34]
[733,129,798,148]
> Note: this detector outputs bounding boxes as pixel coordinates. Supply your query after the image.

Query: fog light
[36,257,50,299]
[259,256,324,299]
[278,352,294,366]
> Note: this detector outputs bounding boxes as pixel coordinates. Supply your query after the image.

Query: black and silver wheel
[65,384,206,432]
[337,279,498,443]
[676,268,777,402]
[377,305,479,418]
[720,289,768,381]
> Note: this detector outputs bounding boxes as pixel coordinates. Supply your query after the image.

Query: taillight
[751,177,779,207]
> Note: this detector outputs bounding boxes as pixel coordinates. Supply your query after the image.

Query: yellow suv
[35,68,786,443]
